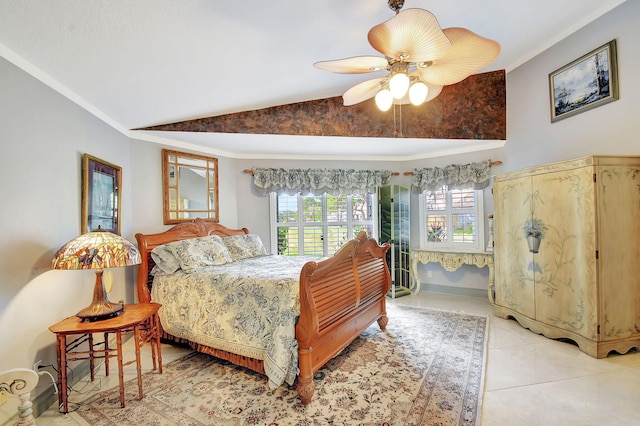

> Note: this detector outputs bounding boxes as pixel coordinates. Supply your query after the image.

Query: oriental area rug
[75,302,488,425]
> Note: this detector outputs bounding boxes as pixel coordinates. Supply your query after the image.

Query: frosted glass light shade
[409,81,428,105]
[389,72,410,99]
[375,89,393,111]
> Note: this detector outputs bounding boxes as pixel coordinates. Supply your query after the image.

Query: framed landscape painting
[549,40,618,122]
[82,154,122,235]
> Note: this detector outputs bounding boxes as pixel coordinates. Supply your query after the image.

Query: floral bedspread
[151,255,319,389]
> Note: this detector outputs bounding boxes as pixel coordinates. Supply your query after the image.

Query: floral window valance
[252,168,393,196]
[411,161,491,194]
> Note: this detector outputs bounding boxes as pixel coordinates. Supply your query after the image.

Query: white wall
[0,57,135,420]
[505,0,639,173]
[130,140,239,235]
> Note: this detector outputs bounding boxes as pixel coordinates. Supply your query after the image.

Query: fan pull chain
[392,103,403,138]
[393,103,398,137]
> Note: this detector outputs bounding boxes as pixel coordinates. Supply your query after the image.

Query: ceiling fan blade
[368,9,451,63]
[314,56,389,74]
[343,78,385,106]
[417,27,501,86]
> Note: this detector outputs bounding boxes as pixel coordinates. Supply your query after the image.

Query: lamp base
[76,301,123,322]
[76,269,124,322]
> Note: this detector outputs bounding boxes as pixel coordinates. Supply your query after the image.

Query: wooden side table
[49,303,162,413]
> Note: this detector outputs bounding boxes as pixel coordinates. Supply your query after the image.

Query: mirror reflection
[162,149,219,224]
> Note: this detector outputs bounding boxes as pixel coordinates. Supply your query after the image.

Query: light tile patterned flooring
[37,291,640,425]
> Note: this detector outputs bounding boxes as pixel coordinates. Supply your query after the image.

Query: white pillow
[150,244,180,274]
[222,234,268,260]
[166,235,233,272]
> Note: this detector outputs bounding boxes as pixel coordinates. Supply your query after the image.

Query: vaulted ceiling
[0,0,627,159]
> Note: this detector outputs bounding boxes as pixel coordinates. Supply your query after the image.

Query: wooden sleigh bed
[135,218,391,404]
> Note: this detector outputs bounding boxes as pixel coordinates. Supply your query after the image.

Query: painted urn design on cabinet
[522,218,547,253]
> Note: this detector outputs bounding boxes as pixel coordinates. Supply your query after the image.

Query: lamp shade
[52,228,141,321]
[52,228,141,271]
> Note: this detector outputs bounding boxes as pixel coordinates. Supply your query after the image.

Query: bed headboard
[134,218,249,303]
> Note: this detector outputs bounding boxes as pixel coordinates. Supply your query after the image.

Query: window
[271,193,377,257]
[419,187,484,251]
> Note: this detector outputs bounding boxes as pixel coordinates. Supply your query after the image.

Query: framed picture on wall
[549,39,619,122]
[82,154,122,235]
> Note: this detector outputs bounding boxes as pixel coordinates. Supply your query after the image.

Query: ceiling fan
[314,0,501,111]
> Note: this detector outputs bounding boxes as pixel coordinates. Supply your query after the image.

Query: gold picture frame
[82,154,122,235]
[549,40,619,122]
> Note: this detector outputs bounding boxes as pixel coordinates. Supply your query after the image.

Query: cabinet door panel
[598,166,640,342]
[494,177,535,318]
[532,167,597,339]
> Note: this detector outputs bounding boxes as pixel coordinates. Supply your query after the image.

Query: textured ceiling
[0,0,627,159]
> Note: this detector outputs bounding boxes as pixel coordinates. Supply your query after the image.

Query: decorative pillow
[166,235,233,272]
[222,234,268,260]
[150,244,181,274]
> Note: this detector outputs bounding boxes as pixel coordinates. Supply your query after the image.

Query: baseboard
[419,283,488,299]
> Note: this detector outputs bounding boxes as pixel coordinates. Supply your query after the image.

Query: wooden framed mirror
[162,149,219,225]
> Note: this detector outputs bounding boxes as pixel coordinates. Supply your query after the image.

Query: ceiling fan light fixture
[409,81,428,105]
[389,71,410,99]
[314,0,500,113]
[375,89,393,111]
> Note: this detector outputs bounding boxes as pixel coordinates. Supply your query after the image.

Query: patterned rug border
[75,302,489,425]
[391,303,489,425]
[323,302,490,425]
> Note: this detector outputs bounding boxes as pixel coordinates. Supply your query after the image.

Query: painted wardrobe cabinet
[492,156,640,358]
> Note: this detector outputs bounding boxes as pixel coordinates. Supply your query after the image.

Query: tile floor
[37,291,640,425]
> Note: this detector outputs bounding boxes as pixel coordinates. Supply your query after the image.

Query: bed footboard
[295,231,391,404]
